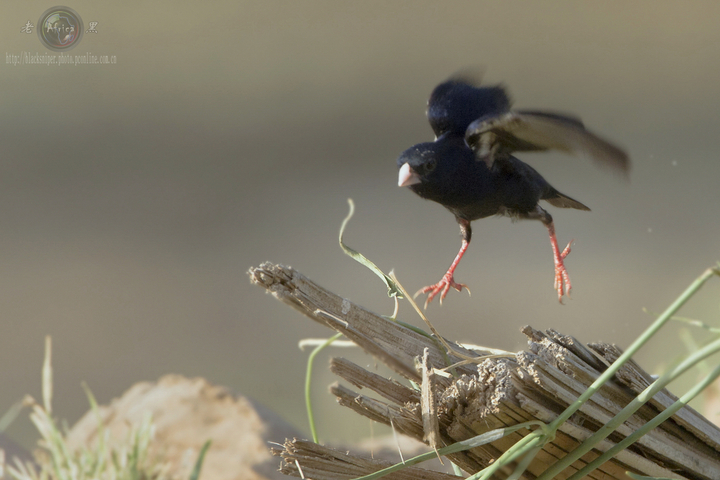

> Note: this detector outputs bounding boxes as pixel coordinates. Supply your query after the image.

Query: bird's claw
[414,274,470,309]
[554,240,573,303]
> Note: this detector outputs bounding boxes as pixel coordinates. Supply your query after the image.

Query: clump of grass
[1,337,210,480]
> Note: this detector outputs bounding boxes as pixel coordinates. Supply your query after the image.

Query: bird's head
[397,142,439,189]
[396,136,487,208]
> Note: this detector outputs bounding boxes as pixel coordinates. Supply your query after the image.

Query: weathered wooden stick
[270,439,462,480]
[249,262,481,379]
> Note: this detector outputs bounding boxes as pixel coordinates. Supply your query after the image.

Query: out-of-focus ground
[1,2,719,448]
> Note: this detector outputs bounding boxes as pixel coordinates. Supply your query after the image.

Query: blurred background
[1,2,719,448]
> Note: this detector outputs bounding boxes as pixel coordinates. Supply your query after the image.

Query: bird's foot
[414,274,470,309]
[554,240,573,303]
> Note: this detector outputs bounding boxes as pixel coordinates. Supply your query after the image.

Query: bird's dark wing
[465,110,629,174]
[427,79,510,138]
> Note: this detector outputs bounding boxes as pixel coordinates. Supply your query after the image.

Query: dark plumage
[397,76,629,307]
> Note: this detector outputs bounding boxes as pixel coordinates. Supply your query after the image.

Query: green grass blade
[339,199,403,299]
[0,397,30,433]
[188,440,212,480]
[351,422,544,480]
[305,333,343,443]
[42,336,52,415]
[625,474,675,480]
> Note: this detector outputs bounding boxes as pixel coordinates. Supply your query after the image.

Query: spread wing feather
[465,110,629,174]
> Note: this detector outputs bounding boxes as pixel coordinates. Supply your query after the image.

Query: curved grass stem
[305,333,344,443]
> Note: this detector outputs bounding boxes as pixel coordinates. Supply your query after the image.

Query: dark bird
[397,76,629,307]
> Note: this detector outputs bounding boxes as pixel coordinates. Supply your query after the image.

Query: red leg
[415,219,473,308]
[546,221,573,303]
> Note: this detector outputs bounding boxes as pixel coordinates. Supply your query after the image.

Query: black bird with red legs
[397,76,629,307]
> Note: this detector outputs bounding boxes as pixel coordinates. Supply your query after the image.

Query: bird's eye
[425,159,437,172]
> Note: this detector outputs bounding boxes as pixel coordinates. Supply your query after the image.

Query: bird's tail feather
[544,190,591,211]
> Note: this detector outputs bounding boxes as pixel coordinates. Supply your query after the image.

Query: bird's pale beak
[398,163,421,187]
